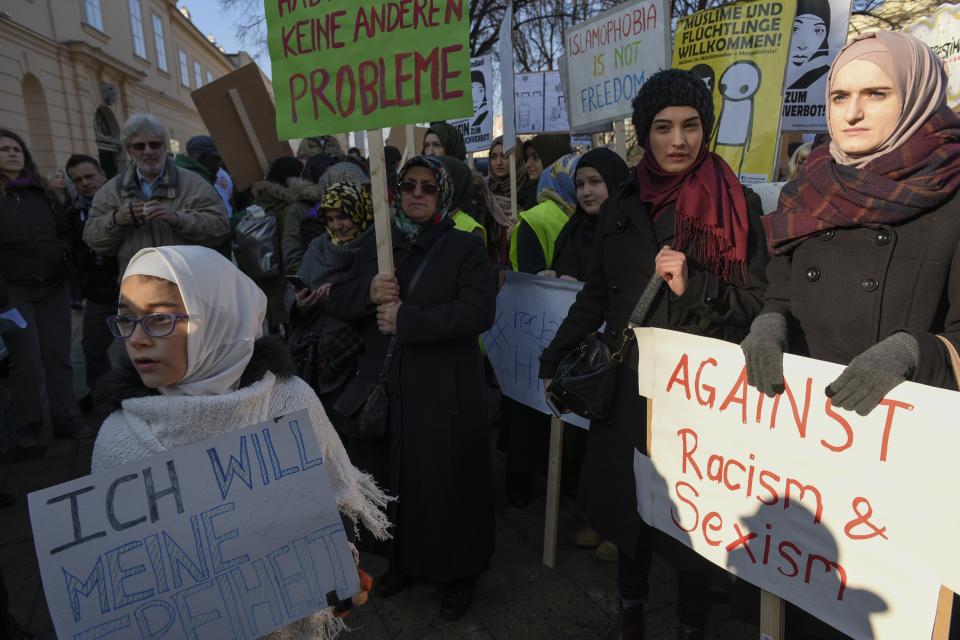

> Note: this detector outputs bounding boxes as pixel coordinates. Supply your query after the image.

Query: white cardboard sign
[482,271,589,429]
[28,410,358,640]
[632,328,960,638]
[904,2,960,109]
[563,0,670,130]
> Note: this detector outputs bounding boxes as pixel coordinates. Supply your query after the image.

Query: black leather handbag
[546,273,663,421]
[334,233,449,441]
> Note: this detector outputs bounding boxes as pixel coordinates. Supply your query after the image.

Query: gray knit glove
[741,313,789,397]
[826,332,918,416]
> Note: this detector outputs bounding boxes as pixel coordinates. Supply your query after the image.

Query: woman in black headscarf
[552,147,630,280]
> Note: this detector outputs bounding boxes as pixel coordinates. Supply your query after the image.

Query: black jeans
[618,521,712,627]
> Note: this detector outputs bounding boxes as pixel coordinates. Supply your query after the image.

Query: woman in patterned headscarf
[286,182,375,433]
[325,155,496,621]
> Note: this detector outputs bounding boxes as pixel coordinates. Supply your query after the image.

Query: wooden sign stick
[404,124,416,162]
[614,119,628,162]
[228,88,269,177]
[509,147,519,217]
[367,128,394,275]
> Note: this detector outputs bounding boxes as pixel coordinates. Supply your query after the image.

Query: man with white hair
[84,113,229,273]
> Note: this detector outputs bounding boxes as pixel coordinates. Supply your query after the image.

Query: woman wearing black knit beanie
[540,69,770,640]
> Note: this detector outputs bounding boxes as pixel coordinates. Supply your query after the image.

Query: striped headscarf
[393,155,455,240]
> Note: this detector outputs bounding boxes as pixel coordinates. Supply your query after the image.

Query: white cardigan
[92,372,391,640]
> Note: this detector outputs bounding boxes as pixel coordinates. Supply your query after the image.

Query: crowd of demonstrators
[324,155,496,620]
[65,154,113,410]
[541,69,771,639]
[90,245,389,640]
[0,129,92,457]
[8,27,960,639]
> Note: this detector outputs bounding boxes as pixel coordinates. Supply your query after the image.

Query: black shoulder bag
[546,273,663,421]
[334,232,450,441]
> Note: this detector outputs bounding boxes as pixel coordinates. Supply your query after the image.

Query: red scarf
[633,144,750,282]
[764,106,960,255]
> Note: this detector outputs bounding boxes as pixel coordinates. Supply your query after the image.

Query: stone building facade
[0,0,263,177]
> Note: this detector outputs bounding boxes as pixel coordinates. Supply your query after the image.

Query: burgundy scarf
[764,105,960,255]
[634,145,750,282]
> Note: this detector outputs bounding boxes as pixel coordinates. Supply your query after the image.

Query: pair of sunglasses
[398,180,439,195]
[130,141,164,151]
[106,313,188,339]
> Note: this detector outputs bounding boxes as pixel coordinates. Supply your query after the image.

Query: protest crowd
[4,0,960,638]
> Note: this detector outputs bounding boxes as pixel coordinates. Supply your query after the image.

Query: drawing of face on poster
[787,0,832,91]
[714,61,761,176]
[690,64,716,96]
[472,70,489,127]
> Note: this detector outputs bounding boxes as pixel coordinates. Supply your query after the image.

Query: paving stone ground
[0,310,763,639]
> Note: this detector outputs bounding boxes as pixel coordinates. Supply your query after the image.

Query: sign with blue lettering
[27,410,358,640]
[563,0,670,130]
[482,271,590,429]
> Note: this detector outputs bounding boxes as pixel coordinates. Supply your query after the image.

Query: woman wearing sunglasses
[325,156,496,621]
[92,244,389,637]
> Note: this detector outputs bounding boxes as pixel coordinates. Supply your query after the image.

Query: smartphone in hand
[286,275,309,292]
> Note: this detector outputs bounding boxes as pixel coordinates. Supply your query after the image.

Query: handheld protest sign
[632,327,960,638]
[673,0,796,184]
[265,1,473,139]
[367,128,395,275]
[28,410,358,640]
[904,3,960,109]
[191,63,293,191]
[563,0,670,131]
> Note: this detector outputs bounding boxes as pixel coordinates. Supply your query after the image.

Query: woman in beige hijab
[744,31,960,413]
[742,28,960,637]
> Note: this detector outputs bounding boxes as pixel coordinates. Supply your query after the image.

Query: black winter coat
[326,220,497,581]
[763,190,960,390]
[539,180,768,555]
[0,183,70,288]
[68,197,119,304]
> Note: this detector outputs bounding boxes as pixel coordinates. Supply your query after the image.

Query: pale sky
[180,2,272,77]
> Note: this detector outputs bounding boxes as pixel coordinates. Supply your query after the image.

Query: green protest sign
[266,0,473,139]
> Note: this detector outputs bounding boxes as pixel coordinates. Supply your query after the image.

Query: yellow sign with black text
[673,0,796,183]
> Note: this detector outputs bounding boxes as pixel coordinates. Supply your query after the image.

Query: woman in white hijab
[91,245,390,639]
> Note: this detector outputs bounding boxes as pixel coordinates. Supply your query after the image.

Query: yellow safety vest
[508,199,569,271]
[452,210,486,241]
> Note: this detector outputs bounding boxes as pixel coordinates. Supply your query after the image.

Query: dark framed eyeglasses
[106,313,189,339]
[398,180,439,195]
[130,141,164,151]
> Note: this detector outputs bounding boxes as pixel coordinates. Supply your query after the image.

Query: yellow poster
[673,0,796,184]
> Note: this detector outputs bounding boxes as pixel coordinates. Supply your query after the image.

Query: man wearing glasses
[83,113,230,274]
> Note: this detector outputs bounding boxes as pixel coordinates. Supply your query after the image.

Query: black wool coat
[539,180,769,555]
[763,189,960,390]
[326,219,497,582]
